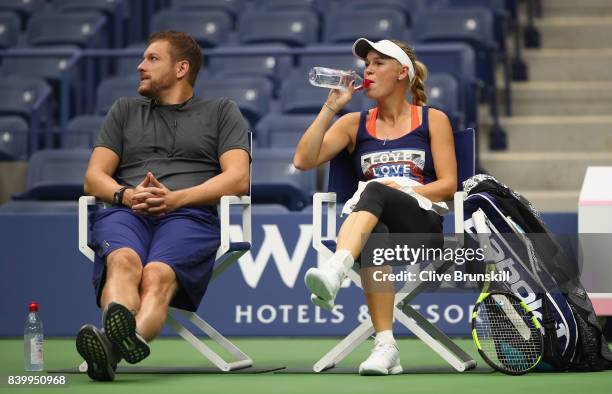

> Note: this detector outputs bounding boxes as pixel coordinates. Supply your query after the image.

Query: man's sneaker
[310,293,334,310]
[103,302,150,364]
[304,264,347,302]
[359,340,403,376]
[75,325,117,382]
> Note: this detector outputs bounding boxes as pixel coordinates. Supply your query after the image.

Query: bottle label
[30,336,43,365]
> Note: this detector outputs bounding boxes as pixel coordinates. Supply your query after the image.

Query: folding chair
[311,128,478,372]
[76,135,253,372]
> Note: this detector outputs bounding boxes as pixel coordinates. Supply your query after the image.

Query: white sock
[330,249,354,272]
[375,330,395,345]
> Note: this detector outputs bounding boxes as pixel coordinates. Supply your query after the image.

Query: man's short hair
[147,30,203,86]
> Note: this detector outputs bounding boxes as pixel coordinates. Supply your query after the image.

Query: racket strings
[475,295,542,373]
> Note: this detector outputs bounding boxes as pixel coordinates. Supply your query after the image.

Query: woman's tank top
[351,105,437,185]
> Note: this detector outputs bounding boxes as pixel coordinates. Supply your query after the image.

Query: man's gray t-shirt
[95,96,250,191]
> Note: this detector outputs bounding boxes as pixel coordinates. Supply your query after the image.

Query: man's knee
[141,262,177,298]
[106,248,143,280]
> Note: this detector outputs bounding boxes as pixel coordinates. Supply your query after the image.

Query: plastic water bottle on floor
[24,301,44,372]
[308,67,368,91]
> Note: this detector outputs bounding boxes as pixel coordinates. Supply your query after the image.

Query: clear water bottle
[24,301,44,372]
[308,67,366,91]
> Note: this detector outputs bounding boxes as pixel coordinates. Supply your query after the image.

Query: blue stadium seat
[412,8,496,98]
[171,0,245,24]
[0,0,44,25]
[0,116,28,160]
[238,10,319,47]
[323,9,406,44]
[0,11,19,48]
[278,70,363,115]
[338,0,425,27]
[115,43,145,76]
[252,148,316,210]
[95,75,139,115]
[196,76,273,127]
[50,0,127,48]
[297,45,365,75]
[425,73,462,130]
[431,0,509,53]
[252,0,317,12]
[151,9,231,48]
[63,115,104,149]
[12,148,90,201]
[1,47,84,128]
[26,12,109,48]
[414,43,478,129]
[0,76,53,153]
[208,44,293,89]
[413,8,503,145]
[256,114,315,148]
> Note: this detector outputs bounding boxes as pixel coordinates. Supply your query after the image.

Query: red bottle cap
[28,302,38,312]
[363,79,372,88]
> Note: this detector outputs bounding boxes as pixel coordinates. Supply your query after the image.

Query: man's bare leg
[135,262,178,341]
[100,248,143,313]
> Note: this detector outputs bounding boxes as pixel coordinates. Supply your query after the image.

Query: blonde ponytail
[410,60,428,106]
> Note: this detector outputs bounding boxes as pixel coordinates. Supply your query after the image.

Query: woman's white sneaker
[359,340,403,376]
[304,265,346,301]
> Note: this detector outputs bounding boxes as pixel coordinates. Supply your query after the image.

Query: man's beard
[138,74,174,100]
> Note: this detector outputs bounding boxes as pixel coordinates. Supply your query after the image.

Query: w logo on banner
[229,224,315,288]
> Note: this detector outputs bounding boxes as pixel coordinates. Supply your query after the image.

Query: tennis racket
[472,291,543,375]
[469,209,543,375]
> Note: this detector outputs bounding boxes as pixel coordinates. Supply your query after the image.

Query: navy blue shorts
[90,206,220,312]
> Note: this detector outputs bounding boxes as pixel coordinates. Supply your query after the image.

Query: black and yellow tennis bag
[462,175,612,372]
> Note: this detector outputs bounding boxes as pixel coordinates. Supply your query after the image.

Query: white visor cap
[352,37,415,83]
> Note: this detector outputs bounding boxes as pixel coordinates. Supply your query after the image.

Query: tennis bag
[462,175,612,372]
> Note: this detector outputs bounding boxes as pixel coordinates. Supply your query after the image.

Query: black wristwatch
[113,186,128,206]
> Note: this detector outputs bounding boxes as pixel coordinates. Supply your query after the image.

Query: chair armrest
[471,208,494,263]
[312,192,337,255]
[78,195,96,262]
[453,191,466,234]
[216,195,251,260]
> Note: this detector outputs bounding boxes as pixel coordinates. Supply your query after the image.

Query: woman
[293,38,457,375]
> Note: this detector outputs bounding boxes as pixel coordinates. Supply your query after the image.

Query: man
[76,31,250,381]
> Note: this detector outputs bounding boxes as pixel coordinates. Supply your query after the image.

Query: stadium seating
[424,72,462,130]
[12,148,90,201]
[238,10,319,47]
[297,45,365,74]
[151,9,232,48]
[171,0,245,25]
[0,116,28,160]
[414,43,478,129]
[340,0,425,27]
[255,114,316,148]
[50,0,127,48]
[95,75,140,115]
[252,148,316,210]
[323,9,406,44]
[1,47,84,127]
[0,11,19,48]
[196,76,273,127]
[62,115,104,149]
[0,76,53,153]
[0,0,44,25]
[208,44,293,90]
[252,0,317,13]
[26,12,109,48]
[279,70,363,115]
